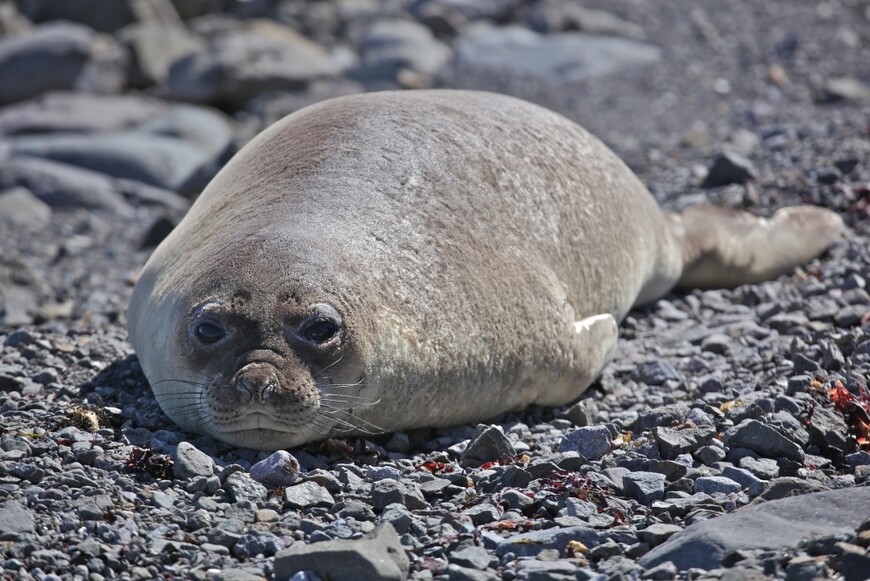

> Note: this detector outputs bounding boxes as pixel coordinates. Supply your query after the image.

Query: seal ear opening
[671,204,845,289]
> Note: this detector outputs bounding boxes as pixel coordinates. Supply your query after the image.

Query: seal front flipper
[670,204,845,290]
[535,314,619,407]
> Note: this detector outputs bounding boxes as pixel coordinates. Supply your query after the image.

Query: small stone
[371,479,426,511]
[655,426,714,459]
[632,360,681,385]
[694,476,742,495]
[724,419,805,462]
[557,425,611,460]
[623,472,666,505]
[273,523,409,581]
[462,503,500,526]
[460,424,516,467]
[224,472,268,503]
[702,151,757,188]
[722,466,766,497]
[250,450,300,488]
[638,524,682,547]
[283,481,334,509]
[560,399,598,426]
[496,526,603,558]
[173,441,215,480]
[739,456,780,480]
[449,545,490,570]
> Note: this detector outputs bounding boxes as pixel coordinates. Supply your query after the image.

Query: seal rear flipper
[671,204,844,289]
[535,313,618,406]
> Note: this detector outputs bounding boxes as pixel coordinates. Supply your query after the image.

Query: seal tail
[669,204,844,289]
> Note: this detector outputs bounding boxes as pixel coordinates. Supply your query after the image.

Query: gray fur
[127,90,842,450]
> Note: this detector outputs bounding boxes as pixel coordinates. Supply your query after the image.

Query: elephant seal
[127,90,843,450]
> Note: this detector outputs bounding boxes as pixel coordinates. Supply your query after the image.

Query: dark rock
[496,526,603,557]
[722,466,766,497]
[695,476,742,496]
[557,425,610,459]
[371,479,426,511]
[623,471,666,505]
[702,151,758,188]
[20,0,181,33]
[460,424,516,467]
[638,523,682,547]
[633,404,690,431]
[724,419,805,462]
[632,360,681,386]
[450,545,491,570]
[639,487,870,571]
[753,477,828,501]
[0,22,126,106]
[655,426,714,459]
[807,405,851,453]
[250,450,300,488]
[273,523,409,581]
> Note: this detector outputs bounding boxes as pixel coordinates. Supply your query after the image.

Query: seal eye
[301,319,339,344]
[195,322,225,344]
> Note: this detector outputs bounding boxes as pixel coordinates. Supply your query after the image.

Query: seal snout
[234,362,281,403]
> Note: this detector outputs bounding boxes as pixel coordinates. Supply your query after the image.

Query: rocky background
[2,0,870,580]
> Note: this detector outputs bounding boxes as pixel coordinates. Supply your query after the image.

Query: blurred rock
[701,151,757,188]
[0,92,167,135]
[0,156,131,213]
[4,104,234,194]
[0,22,127,106]
[520,0,645,38]
[409,0,519,26]
[170,0,228,20]
[451,25,660,83]
[166,18,345,106]
[0,186,51,228]
[0,256,49,326]
[817,77,870,104]
[0,1,31,35]
[118,22,203,88]
[353,18,451,84]
[18,0,182,33]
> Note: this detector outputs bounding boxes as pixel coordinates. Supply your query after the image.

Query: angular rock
[694,476,742,496]
[701,151,758,188]
[371,479,427,511]
[460,424,516,467]
[250,450,300,488]
[0,500,36,534]
[632,360,681,386]
[639,487,870,571]
[273,523,409,581]
[283,481,334,509]
[623,471,666,505]
[452,25,660,83]
[724,419,805,462]
[173,441,215,480]
[224,472,268,504]
[0,22,126,106]
[655,426,714,459]
[496,525,603,557]
[557,425,611,460]
[638,523,682,547]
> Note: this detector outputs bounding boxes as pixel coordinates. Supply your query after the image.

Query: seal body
[128,90,842,450]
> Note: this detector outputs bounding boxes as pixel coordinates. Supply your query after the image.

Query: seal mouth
[221,411,300,434]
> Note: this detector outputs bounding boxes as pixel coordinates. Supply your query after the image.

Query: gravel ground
[2,1,870,580]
